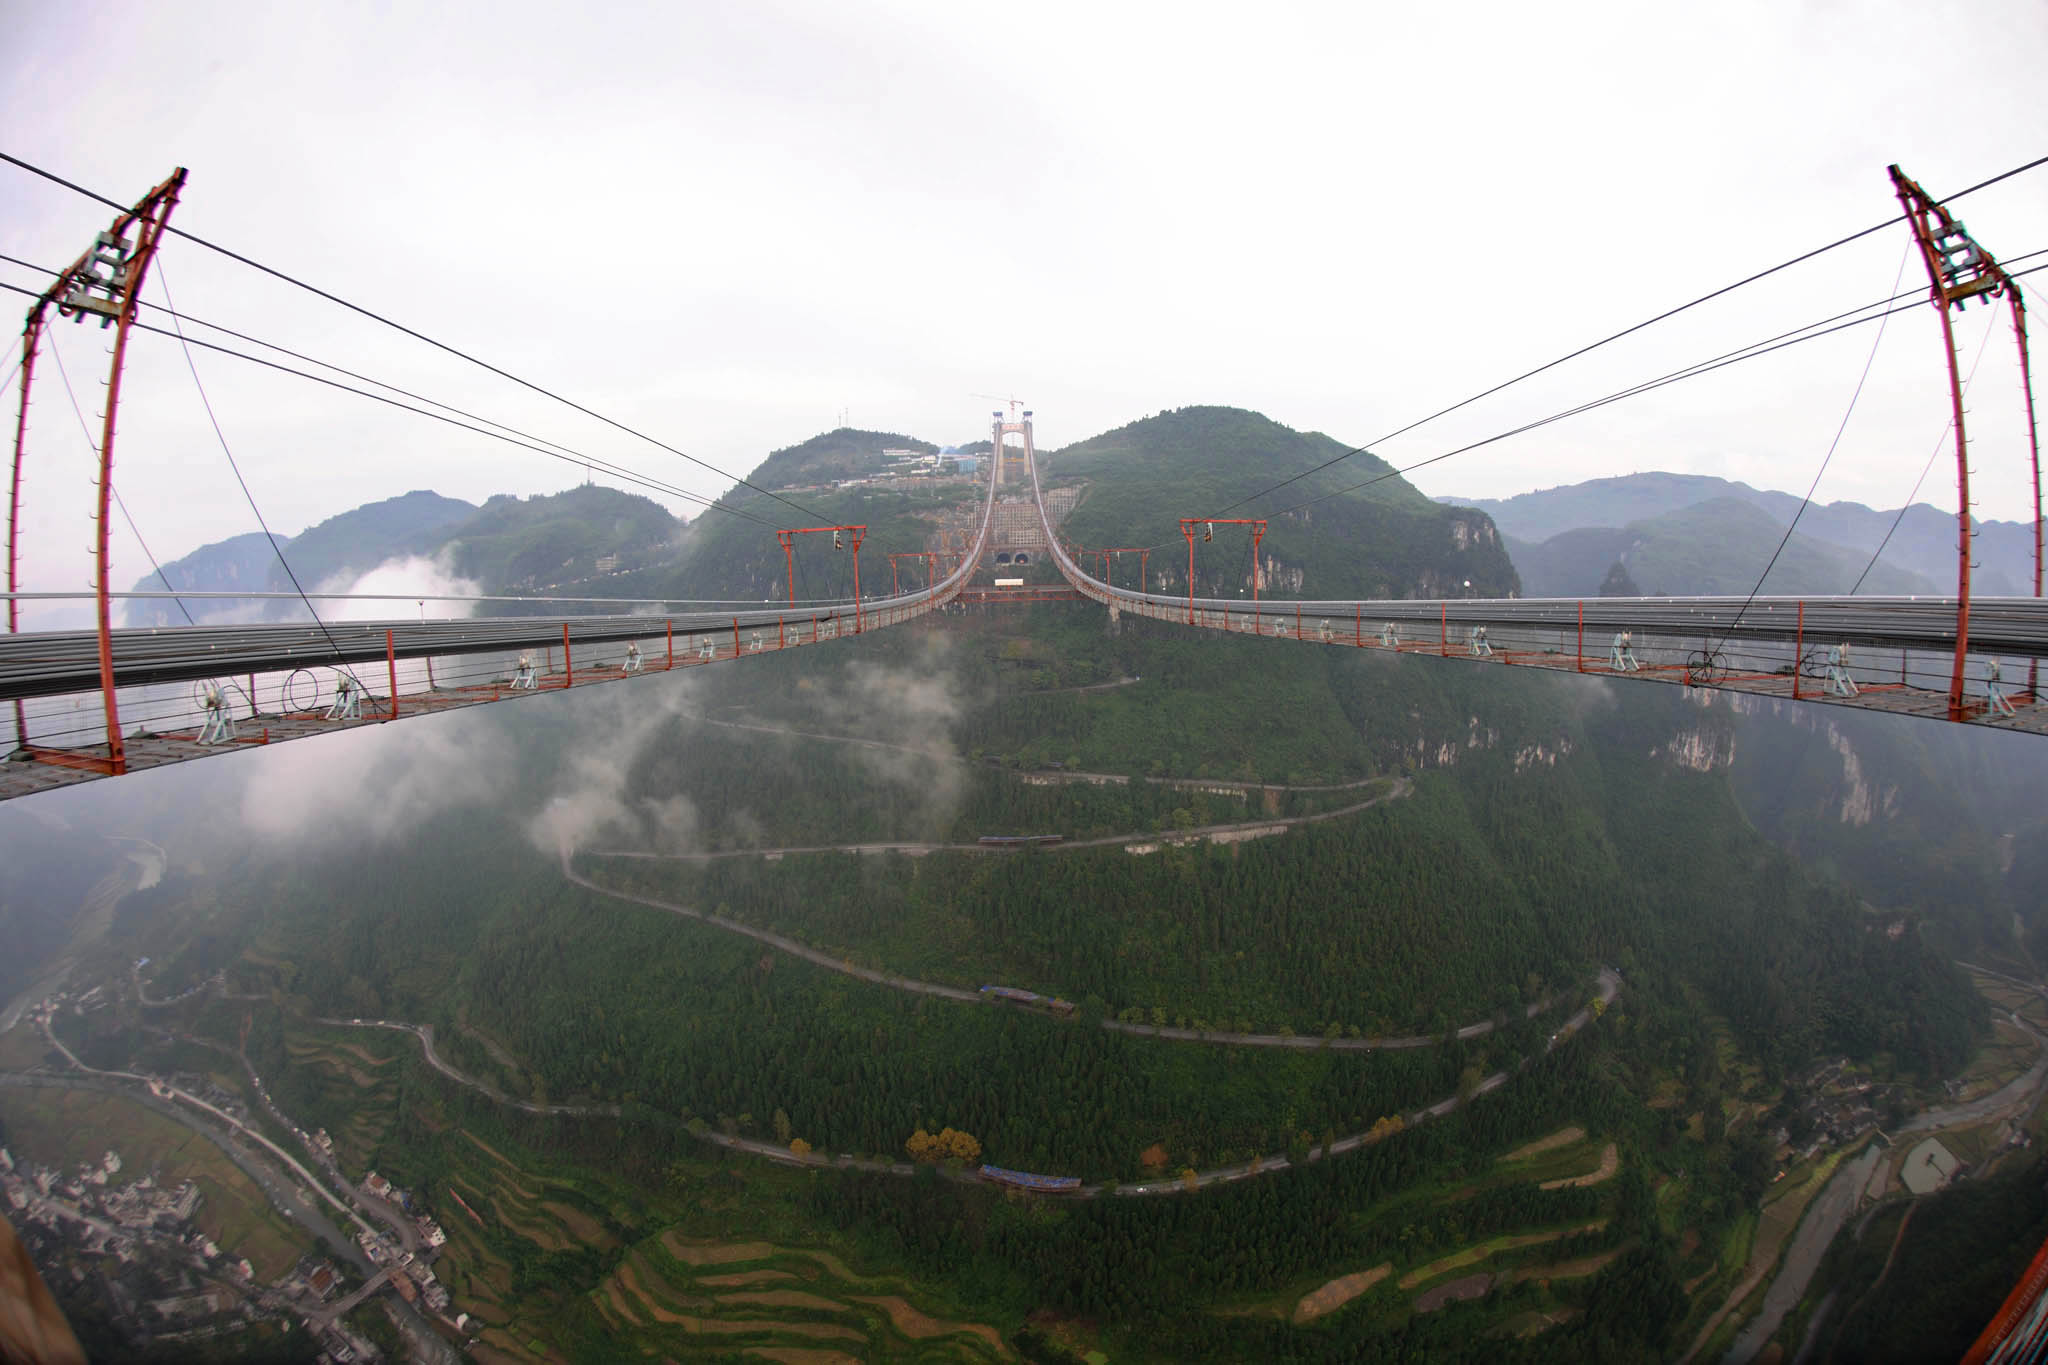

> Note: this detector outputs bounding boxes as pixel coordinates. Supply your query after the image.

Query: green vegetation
[1810,1151,2048,1363]
[1046,406,1519,601]
[21,406,2028,1360]
[438,484,679,594]
[738,426,940,494]
[268,488,477,589]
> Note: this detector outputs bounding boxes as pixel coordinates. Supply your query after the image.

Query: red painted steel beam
[7,310,40,752]
[773,525,867,606]
[1891,164,2029,721]
[2014,291,2043,700]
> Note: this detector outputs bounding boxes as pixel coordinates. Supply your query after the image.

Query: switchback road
[317,969,1623,1200]
[589,775,1407,863]
[570,788,1613,1056]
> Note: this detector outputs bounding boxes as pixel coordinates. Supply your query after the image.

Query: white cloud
[317,555,482,623]
[236,705,509,847]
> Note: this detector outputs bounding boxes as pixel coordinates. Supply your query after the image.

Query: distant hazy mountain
[1443,472,2035,596]
[271,489,480,591]
[1505,497,1937,599]
[127,531,287,627]
[129,486,686,623]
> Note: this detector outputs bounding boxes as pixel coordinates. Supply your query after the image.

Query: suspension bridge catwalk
[5,416,2045,806]
[3,155,2046,802]
[0,437,1004,803]
[1021,439,2048,741]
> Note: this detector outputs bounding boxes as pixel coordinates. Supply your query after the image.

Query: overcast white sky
[3,0,2045,617]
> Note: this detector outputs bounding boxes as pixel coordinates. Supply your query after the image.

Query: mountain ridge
[1442,472,2036,595]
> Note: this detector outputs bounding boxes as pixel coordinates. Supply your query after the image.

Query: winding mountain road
[682,706,1394,794]
[589,774,1407,865]
[568,786,1612,1056]
[317,969,1623,1199]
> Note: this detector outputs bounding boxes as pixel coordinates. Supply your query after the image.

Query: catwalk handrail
[1024,453,2048,659]
[0,458,1002,705]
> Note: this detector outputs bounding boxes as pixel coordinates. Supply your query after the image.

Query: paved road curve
[590,775,1412,864]
[571,781,1588,1054]
[321,970,1622,1200]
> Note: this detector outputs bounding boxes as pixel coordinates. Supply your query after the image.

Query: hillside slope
[272,489,478,591]
[127,531,284,627]
[437,485,681,594]
[127,485,690,622]
[736,427,939,496]
[1508,497,1936,598]
[1047,406,1518,600]
[1445,472,2035,595]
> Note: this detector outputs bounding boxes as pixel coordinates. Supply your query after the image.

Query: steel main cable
[1246,259,2048,533]
[0,151,838,527]
[43,326,198,626]
[1244,246,2045,535]
[0,251,752,523]
[0,280,782,530]
[1107,258,2043,557]
[1204,152,2048,522]
[1709,241,1912,652]
[1265,300,1932,523]
[1849,305,2005,595]
[3,246,579,464]
[155,259,374,689]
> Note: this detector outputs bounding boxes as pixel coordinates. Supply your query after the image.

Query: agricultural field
[581,1231,1011,1363]
[279,1022,407,1175]
[1205,1121,1632,1342]
[1968,972,2048,1032]
[395,1115,1013,1363]
[1679,1142,1861,1363]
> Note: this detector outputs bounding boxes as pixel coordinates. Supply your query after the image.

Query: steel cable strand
[1707,242,1913,658]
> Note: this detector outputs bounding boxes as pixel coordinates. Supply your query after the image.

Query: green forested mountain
[44,595,1995,1361]
[123,491,478,625]
[268,488,479,589]
[436,485,680,593]
[1726,696,2048,954]
[1046,407,1519,599]
[735,427,939,496]
[654,481,980,603]
[1450,469,2047,960]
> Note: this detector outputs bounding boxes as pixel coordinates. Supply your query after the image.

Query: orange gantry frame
[887,551,938,595]
[1103,547,1151,592]
[1889,164,2043,718]
[774,525,867,627]
[1179,518,1266,623]
[8,166,187,773]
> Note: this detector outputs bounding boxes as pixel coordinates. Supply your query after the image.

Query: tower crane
[970,392,1028,419]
